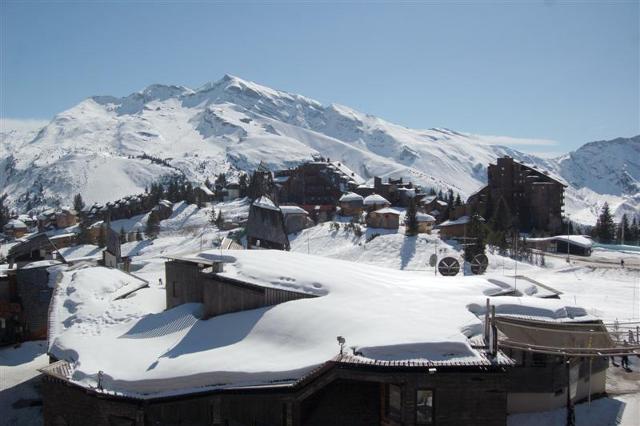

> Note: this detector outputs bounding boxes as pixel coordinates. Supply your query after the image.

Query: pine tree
[146,212,160,239]
[491,196,512,232]
[617,214,631,244]
[215,210,224,228]
[73,193,85,212]
[239,173,248,198]
[405,198,419,236]
[119,226,127,244]
[0,195,9,229]
[630,216,639,246]
[454,193,462,207]
[209,208,217,225]
[464,215,487,262]
[595,202,616,243]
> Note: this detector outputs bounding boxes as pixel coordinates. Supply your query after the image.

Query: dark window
[172,282,178,298]
[532,353,547,367]
[386,384,403,420]
[416,389,434,424]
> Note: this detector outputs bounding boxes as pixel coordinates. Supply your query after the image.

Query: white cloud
[0,117,50,132]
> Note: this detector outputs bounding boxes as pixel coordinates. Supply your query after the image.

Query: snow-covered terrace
[47,250,595,399]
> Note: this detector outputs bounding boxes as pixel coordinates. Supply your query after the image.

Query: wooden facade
[42,359,509,426]
[245,198,290,250]
[165,259,314,318]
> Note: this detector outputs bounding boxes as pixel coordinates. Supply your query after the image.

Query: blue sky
[1,1,638,154]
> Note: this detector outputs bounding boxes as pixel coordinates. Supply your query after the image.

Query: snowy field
[2,202,640,424]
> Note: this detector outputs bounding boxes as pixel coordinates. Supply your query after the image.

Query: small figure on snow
[620,259,625,268]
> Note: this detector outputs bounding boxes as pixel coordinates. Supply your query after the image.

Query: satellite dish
[438,257,460,276]
[429,254,438,267]
[470,254,489,275]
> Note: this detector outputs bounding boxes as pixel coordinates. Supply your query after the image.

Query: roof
[21,259,63,270]
[198,186,214,196]
[371,208,401,215]
[363,194,390,205]
[339,192,364,202]
[527,235,593,249]
[280,205,308,216]
[415,213,436,222]
[252,196,279,211]
[4,219,27,229]
[439,215,485,227]
[46,250,594,399]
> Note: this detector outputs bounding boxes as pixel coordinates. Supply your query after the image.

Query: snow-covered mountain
[1,74,638,224]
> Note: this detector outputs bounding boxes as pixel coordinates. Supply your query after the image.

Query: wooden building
[338,192,364,217]
[437,215,484,239]
[3,219,28,239]
[524,235,593,257]
[467,156,566,233]
[194,185,215,205]
[414,213,436,234]
[366,208,400,230]
[7,233,60,265]
[275,160,363,206]
[363,194,391,213]
[41,356,510,426]
[280,205,313,234]
[245,196,290,250]
[165,255,315,318]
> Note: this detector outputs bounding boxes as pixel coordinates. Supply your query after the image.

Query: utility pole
[567,213,571,264]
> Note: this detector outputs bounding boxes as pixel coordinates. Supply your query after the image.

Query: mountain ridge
[1,75,638,225]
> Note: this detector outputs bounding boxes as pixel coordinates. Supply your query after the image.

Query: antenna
[337,336,346,356]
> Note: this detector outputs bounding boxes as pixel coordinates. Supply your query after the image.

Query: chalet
[194,185,215,205]
[246,196,290,250]
[3,219,28,239]
[524,235,593,257]
[414,213,436,234]
[437,215,485,239]
[102,227,122,268]
[280,205,312,234]
[7,233,60,265]
[366,208,400,230]
[55,208,78,229]
[338,192,364,217]
[363,194,391,213]
[467,156,566,233]
[421,197,449,223]
[275,160,364,207]
[372,177,415,206]
[224,182,241,201]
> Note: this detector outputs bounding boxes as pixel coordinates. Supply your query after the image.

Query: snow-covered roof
[252,196,279,211]
[21,259,63,270]
[415,213,436,222]
[273,176,290,183]
[330,161,365,185]
[439,215,485,227]
[47,250,594,399]
[198,185,214,196]
[280,205,308,216]
[363,194,390,206]
[339,192,364,202]
[371,207,401,215]
[4,219,27,229]
[527,235,593,249]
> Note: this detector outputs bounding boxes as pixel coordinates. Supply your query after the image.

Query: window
[172,282,178,298]
[385,384,402,420]
[416,389,434,424]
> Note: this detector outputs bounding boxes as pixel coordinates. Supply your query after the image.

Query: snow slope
[1,75,637,223]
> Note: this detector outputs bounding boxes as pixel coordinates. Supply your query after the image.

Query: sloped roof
[363,194,390,205]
